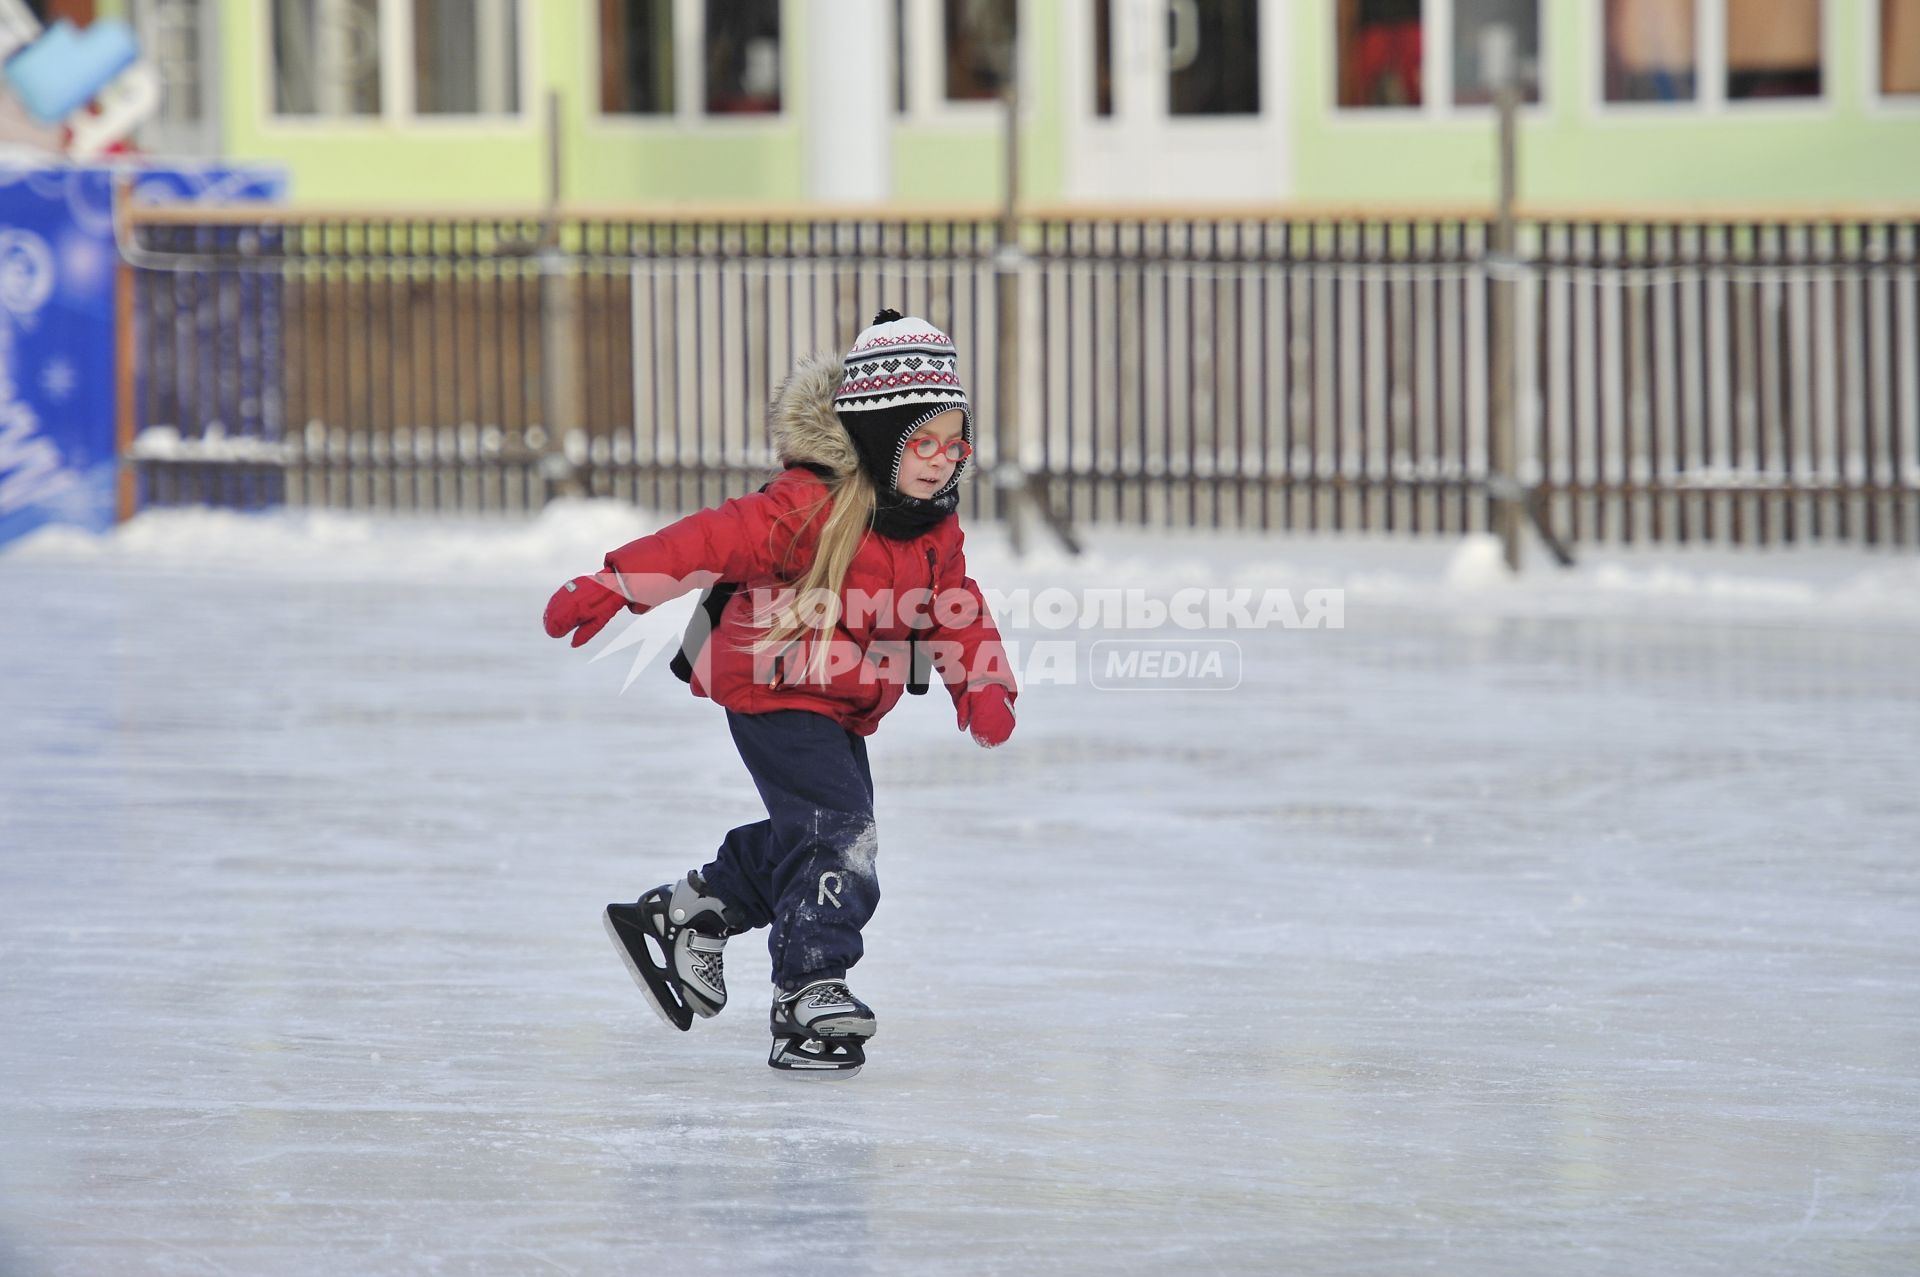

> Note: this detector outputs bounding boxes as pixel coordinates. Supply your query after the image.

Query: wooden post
[539,88,584,500]
[1485,25,1522,573]
[996,64,1080,557]
[113,174,138,523]
[997,77,1022,545]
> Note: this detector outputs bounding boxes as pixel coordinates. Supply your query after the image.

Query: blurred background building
[6,2,1920,558]
[34,0,1920,207]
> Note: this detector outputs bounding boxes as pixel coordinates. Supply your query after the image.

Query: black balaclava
[832,309,973,541]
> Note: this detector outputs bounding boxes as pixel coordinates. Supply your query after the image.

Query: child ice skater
[543,310,1018,1074]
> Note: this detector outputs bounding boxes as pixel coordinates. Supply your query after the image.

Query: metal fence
[120,205,1920,547]
[1527,218,1920,547]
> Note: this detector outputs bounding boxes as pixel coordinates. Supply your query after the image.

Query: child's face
[895,409,967,497]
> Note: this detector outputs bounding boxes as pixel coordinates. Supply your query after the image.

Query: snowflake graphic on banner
[40,357,75,402]
[0,229,55,320]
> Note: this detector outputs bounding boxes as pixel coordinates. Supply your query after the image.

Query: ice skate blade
[602,904,693,1032]
[769,1036,865,1076]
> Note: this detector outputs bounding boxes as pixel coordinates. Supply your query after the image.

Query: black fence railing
[120,206,1920,547]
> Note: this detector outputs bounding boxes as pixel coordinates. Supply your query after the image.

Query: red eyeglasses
[906,434,973,463]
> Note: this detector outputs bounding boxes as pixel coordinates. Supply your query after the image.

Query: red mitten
[543,574,631,648]
[957,684,1016,748]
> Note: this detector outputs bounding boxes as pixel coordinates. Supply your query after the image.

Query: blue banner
[0,163,287,548]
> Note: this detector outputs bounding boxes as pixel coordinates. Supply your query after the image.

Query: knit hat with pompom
[832,309,972,537]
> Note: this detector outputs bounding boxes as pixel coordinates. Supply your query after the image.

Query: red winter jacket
[601,464,1016,736]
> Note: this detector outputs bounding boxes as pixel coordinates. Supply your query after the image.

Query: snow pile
[981,528,1920,629]
[128,425,293,464]
[5,499,660,583]
[7,499,1919,628]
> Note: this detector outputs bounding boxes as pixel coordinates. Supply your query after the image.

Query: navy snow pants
[697,709,879,993]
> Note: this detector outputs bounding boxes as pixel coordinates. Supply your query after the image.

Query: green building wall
[211,0,1065,208]
[1290,0,1920,207]
[211,0,1920,210]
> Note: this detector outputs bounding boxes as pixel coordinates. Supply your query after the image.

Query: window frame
[588,0,791,131]
[409,0,533,123]
[897,0,1021,127]
[1718,0,1831,112]
[592,0,678,118]
[1163,0,1269,120]
[1328,0,1555,124]
[1589,0,1707,117]
[1076,0,1282,131]
[1588,0,1836,121]
[1868,0,1920,113]
[260,0,536,133]
[131,0,224,157]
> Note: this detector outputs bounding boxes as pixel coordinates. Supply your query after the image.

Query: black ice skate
[603,872,737,1032]
[768,979,876,1075]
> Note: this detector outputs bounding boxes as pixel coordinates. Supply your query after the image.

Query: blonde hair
[739,466,878,684]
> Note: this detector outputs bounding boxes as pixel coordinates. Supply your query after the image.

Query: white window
[1594,0,1827,113]
[131,0,222,155]
[268,0,527,123]
[414,0,521,115]
[704,0,781,114]
[1336,0,1425,108]
[1603,0,1697,103]
[1082,0,1264,117]
[1451,0,1542,104]
[942,0,1016,102]
[1724,0,1821,100]
[600,0,675,115]
[1091,0,1112,116]
[1168,0,1262,115]
[271,0,382,117]
[895,0,1015,119]
[593,0,784,121]
[1883,0,1920,97]
[1333,0,1543,114]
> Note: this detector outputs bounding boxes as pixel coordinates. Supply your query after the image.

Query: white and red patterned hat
[833,309,970,414]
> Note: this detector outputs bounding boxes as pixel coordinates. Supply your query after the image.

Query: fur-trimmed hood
[769,353,861,476]
[768,352,972,493]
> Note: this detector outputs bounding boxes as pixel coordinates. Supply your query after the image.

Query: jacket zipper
[909,546,937,695]
[768,637,802,689]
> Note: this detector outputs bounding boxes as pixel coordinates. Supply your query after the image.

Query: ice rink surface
[2,507,1918,1275]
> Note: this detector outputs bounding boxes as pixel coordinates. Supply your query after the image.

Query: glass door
[1068,0,1290,203]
